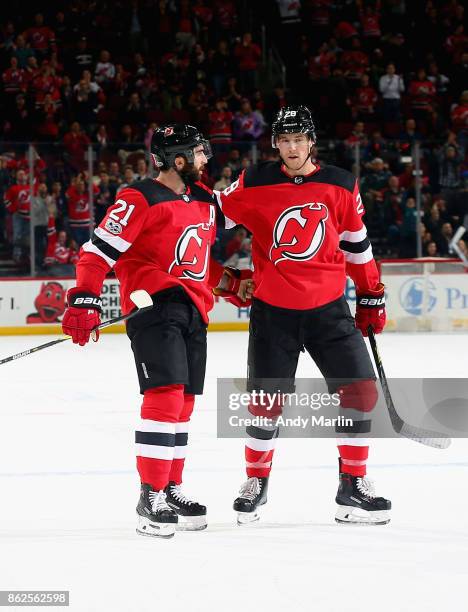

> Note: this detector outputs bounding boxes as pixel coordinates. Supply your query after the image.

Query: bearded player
[216,106,391,525]
[62,125,226,538]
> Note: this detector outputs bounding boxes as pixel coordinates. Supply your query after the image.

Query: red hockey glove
[212,267,254,307]
[355,282,386,336]
[62,288,102,346]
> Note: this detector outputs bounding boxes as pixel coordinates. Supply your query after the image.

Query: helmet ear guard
[150,124,212,171]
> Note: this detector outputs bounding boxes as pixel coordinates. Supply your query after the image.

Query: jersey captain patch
[269,203,328,265]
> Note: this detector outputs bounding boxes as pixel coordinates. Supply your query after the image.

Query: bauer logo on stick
[269,203,328,265]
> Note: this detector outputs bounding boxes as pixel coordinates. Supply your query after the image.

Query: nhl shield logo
[294,176,303,184]
[269,203,328,265]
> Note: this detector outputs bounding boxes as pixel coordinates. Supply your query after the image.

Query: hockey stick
[367,326,451,449]
[0,289,154,366]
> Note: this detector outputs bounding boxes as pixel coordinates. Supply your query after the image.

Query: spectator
[94,49,115,89]
[450,90,468,152]
[31,182,51,269]
[68,36,94,81]
[225,226,248,259]
[213,165,233,191]
[12,34,35,69]
[63,121,91,172]
[6,94,32,141]
[408,68,437,123]
[234,32,261,92]
[224,237,252,269]
[360,157,392,217]
[117,165,135,194]
[353,73,378,121]
[437,140,463,198]
[94,172,114,225]
[208,98,233,162]
[379,63,404,122]
[4,169,32,263]
[135,158,149,180]
[45,229,77,276]
[233,98,264,146]
[437,222,454,256]
[22,13,55,59]
[227,148,241,176]
[66,176,93,246]
[425,240,439,257]
[340,37,369,82]
[210,39,234,96]
[224,76,242,112]
[2,56,26,108]
[400,197,418,257]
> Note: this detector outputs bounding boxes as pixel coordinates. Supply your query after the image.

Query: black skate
[233,477,269,525]
[335,469,391,525]
[136,483,178,538]
[164,482,207,531]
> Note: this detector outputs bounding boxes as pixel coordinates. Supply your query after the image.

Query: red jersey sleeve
[76,187,150,294]
[214,170,249,229]
[4,186,17,213]
[337,180,380,292]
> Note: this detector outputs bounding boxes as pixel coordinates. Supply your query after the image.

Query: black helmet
[150,124,212,170]
[271,105,317,148]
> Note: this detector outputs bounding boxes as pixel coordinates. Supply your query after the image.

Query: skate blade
[175,515,208,531]
[236,510,261,526]
[335,505,390,525]
[136,515,176,538]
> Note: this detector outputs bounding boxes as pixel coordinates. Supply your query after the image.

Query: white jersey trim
[342,244,374,264]
[82,240,116,267]
[339,227,367,242]
[213,189,237,229]
[94,226,132,252]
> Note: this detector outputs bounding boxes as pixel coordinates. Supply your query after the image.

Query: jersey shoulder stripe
[243,162,355,193]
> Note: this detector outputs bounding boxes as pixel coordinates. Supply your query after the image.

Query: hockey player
[216,106,391,525]
[62,125,221,538]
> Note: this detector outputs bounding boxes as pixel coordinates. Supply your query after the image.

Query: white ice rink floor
[1,331,467,612]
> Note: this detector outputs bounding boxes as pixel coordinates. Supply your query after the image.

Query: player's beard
[178,160,202,183]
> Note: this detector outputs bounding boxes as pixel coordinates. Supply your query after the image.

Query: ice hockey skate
[233,477,269,525]
[136,483,178,538]
[165,482,207,531]
[335,467,391,525]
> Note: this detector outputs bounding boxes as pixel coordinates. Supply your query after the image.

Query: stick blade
[129,290,153,309]
[400,423,451,449]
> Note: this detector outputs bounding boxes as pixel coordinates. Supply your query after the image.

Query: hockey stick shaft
[367,326,450,449]
[0,291,153,366]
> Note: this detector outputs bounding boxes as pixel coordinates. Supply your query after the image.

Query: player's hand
[213,267,255,307]
[62,288,102,346]
[355,282,386,336]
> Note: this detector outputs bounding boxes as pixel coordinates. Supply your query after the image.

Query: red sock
[337,444,369,477]
[168,394,195,485]
[136,384,184,490]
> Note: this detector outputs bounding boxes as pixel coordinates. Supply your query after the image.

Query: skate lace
[356,476,376,499]
[239,477,261,501]
[148,490,170,512]
[169,484,194,506]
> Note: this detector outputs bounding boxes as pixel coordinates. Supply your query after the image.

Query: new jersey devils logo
[169,223,212,281]
[269,203,328,265]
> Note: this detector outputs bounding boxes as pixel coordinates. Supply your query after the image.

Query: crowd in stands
[0,0,466,275]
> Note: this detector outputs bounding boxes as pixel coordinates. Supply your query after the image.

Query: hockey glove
[355,282,386,336]
[62,288,102,346]
[212,267,254,307]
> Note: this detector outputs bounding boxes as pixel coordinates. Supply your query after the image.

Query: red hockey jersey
[216,162,379,310]
[76,178,218,322]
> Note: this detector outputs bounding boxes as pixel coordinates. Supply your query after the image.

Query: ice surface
[0,332,467,612]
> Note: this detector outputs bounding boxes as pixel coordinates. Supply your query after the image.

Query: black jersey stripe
[91,234,121,262]
[339,237,371,254]
[135,431,176,447]
[246,425,280,440]
[175,432,189,446]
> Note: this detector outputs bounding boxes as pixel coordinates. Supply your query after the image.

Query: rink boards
[0,274,467,335]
